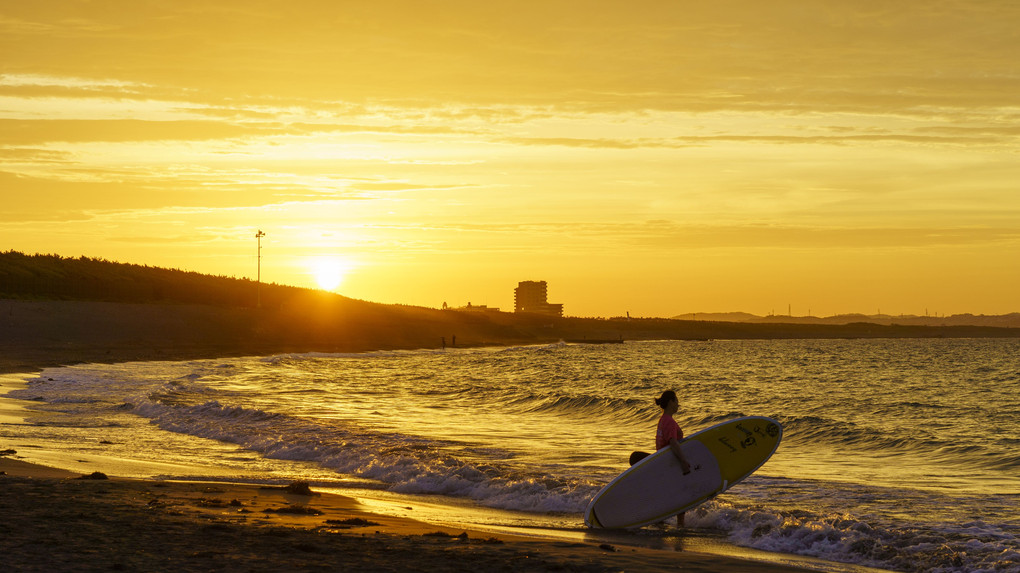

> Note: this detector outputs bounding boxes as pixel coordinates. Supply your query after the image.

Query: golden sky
[2,1,1018,317]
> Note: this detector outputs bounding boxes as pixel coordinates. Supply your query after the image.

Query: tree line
[0,251,309,308]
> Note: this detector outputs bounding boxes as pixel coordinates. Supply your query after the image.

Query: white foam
[685,498,1020,573]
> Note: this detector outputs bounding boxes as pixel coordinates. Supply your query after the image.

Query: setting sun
[309,257,350,292]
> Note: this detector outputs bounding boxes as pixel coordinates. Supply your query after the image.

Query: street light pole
[255,230,265,308]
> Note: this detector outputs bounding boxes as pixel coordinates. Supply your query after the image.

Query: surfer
[655,389,691,527]
[655,390,692,473]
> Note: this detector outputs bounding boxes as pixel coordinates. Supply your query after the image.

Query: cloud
[0,119,284,144]
[346,181,477,193]
[0,147,73,162]
[610,222,1020,251]
[501,131,1016,150]
[500,136,653,150]
[421,220,1020,251]
[3,1,1016,114]
[0,74,148,90]
[0,169,305,222]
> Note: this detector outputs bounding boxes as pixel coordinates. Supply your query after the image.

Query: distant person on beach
[655,389,691,527]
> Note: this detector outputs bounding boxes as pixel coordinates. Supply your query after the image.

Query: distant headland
[673,311,1020,329]
[2,252,1018,373]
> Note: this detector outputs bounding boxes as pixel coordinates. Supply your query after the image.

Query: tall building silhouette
[514,280,563,317]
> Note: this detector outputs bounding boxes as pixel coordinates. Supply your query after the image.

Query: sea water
[3,339,1018,572]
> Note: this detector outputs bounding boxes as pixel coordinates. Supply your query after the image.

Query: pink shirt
[656,414,684,450]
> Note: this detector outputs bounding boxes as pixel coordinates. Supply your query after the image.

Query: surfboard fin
[706,480,729,501]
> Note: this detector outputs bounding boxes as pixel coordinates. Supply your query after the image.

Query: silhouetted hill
[1,251,308,308]
[0,252,543,370]
[673,311,1020,328]
[2,251,1019,373]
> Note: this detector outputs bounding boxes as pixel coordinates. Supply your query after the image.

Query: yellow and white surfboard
[584,416,782,529]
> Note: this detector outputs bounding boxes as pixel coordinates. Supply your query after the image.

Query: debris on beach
[324,517,380,528]
[260,481,319,496]
[196,497,227,508]
[423,531,470,542]
[263,504,323,515]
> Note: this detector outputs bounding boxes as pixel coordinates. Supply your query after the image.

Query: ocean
[3,338,1018,572]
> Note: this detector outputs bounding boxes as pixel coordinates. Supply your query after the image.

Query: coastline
[0,371,826,572]
[3,299,1019,375]
[0,298,925,572]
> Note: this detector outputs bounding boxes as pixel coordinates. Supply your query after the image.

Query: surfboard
[584,416,782,529]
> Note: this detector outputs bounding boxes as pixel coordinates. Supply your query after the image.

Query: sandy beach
[0,455,816,572]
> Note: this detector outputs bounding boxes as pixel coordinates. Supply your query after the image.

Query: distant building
[458,302,501,313]
[514,280,563,317]
[443,301,500,312]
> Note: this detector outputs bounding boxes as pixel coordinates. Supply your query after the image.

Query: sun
[309,257,350,291]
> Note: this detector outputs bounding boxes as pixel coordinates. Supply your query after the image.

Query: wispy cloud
[0,119,281,144]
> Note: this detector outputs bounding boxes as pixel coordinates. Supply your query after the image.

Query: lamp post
[255,230,265,308]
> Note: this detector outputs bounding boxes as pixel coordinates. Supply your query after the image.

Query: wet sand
[0,455,816,572]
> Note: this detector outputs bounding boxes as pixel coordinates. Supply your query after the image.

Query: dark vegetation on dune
[1,250,316,307]
[2,251,1018,373]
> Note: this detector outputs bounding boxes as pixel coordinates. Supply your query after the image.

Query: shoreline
[0,460,819,573]
[0,370,828,572]
[3,299,1019,375]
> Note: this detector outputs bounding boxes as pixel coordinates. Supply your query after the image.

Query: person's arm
[669,437,691,474]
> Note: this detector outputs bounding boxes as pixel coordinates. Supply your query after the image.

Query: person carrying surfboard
[655,390,692,526]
